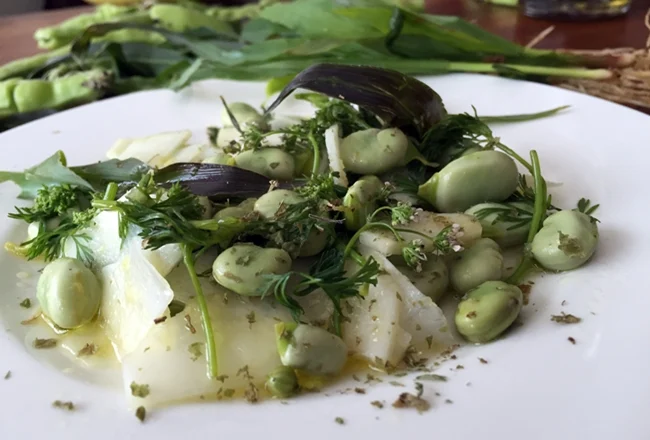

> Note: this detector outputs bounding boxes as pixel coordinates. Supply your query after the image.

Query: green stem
[506,150,545,285]
[103,182,118,201]
[182,244,218,379]
[446,61,612,80]
[496,143,533,174]
[308,130,321,176]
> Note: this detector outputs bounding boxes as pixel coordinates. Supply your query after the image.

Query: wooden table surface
[1,0,650,66]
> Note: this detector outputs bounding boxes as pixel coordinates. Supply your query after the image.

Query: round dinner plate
[0,74,648,440]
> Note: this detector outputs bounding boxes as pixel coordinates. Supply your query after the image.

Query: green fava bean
[465,202,533,248]
[36,257,101,329]
[220,102,268,129]
[254,190,304,220]
[213,199,256,221]
[449,238,503,294]
[531,210,598,271]
[203,152,235,166]
[298,227,328,258]
[343,175,384,231]
[212,244,292,296]
[265,366,299,398]
[418,151,518,212]
[235,148,295,180]
[455,280,522,343]
[396,256,449,303]
[275,322,347,375]
[340,128,408,174]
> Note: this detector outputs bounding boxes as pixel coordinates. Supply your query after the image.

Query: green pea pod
[1,69,110,116]
[34,6,150,50]
[150,4,235,36]
[0,46,71,81]
[0,79,20,117]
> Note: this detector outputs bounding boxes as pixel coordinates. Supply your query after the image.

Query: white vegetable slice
[359,211,482,257]
[359,247,456,352]
[99,242,175,357]
[161,143,213,167]
[341,273,411,368]
[324,124,348,187]
[106,130,191,167]
[120,271,292,409]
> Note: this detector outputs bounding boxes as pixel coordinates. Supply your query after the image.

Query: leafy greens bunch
[0,0,623,131]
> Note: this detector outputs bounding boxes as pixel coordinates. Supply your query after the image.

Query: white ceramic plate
[1,74,649,440]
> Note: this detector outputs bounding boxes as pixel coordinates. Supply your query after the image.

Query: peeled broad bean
[340,128,408,174]
[220,102,267,129]
[449,238,503,293]
[531,210,598,271]
[213,199,256,221]
[254,190,304,220]
[418,150,519,212]
[465,202,533,248]
[37,257,101,329]
[343,175,384,231]
[203,151,235,166]
[212,243,292,296]
[275,322,347,375]
[455,280,522,343]
[396,256,449,303]
[234,148,295,180]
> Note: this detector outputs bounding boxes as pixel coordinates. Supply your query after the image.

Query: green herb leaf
[265,63,447,138]
[70,158,150,191]
[415,374,447,382]
[0,151,93,199]
[19,298,31,308]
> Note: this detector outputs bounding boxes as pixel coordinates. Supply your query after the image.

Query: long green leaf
[478,105,570,123]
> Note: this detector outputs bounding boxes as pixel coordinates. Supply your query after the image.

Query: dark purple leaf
[264,63,447,138]
[154,163,280,199]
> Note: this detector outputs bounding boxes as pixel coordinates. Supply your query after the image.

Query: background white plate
[1,74,649,440]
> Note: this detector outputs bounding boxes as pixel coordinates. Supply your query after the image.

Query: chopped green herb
[392,392,430,413]
[188,342,204,361]
[354,387,366,394]
[246,311,256,329]
[479,357,488,364]
[77,343,97,357]
[335,417,345,425]
[135,406,146,422]
[393,372,408,377]
[445,399,453,404]
[456,364,464,370]
[130,382,150,398]
[568,337,576,344]
[425,336,433,349]
[52,400,75,411]
[370,400,384,409]
[168,299,186,318]
[216,375,229,383]
[19,298,31,308]
[551,313,581,324]
[415,374,447,382]
[223,389,235,398]
[389,381,405,387]
[33,338,57,349]
[4,371,10,380]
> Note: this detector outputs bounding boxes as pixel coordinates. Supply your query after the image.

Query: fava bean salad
[0,64,599,411]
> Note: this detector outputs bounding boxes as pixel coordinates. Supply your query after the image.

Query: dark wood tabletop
[2,1,649,66]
